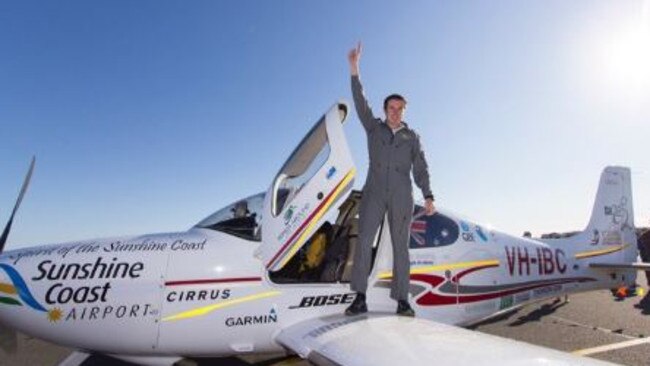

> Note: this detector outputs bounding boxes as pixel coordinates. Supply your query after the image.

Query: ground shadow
[0,322,17,355]
[82,354,136,365]
[508,299,568,327]
[466,308,521,330]
[190,358,252,366]
[185,355,301,366]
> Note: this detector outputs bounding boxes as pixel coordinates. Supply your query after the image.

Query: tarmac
[1,274,649,366]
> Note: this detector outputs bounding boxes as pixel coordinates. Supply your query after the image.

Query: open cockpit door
[258,102,356,272]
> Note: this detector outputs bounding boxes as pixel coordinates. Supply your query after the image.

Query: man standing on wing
[345,42,436,317]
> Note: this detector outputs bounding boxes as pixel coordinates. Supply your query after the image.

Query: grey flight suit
[350,75,434,301]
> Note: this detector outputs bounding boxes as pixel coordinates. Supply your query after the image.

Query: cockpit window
[195,192,264,242]
[409,206,459,248]
[272,117,330,217]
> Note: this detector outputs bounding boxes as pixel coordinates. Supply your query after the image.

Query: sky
[1,0,649,249]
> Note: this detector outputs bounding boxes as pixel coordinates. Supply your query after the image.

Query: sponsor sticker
[0,260,157,323]
[499,295,514,310]
[225,308,278,327]
[277,202,311,243]
[289,293,356,309]
[602,230,622,246]
[475,226,488,242]
[326,166,337,180]
[591,230,600,245]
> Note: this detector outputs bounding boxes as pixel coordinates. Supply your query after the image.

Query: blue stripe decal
[0,264,47,312]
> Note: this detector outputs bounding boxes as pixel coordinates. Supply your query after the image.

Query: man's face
[384,99,406,127]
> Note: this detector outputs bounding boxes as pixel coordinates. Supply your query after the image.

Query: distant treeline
[540,227,649,239]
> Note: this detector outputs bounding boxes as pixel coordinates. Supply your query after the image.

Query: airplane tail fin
[585,167,634,235]
[579,167,643,287]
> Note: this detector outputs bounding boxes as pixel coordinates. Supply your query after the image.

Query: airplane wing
[275,313,616,366]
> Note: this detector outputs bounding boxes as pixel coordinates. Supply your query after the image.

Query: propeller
[0,157,35,254]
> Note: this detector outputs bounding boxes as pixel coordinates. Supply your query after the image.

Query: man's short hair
[383,94,407,111]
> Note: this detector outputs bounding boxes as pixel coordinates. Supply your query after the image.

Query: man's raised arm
[348,42,378,133]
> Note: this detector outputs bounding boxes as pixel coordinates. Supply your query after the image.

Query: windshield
[195,192,264,241]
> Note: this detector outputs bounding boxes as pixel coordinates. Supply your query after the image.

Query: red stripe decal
[416,277,596,306]
[451,264,499,283]
[267,175,351,269]
[165,277,262,287]
[409,273,446,287]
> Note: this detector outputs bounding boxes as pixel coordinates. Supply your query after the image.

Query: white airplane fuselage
[0,212,635,358]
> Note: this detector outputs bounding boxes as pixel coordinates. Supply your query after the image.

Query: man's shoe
[345,293,367,316]
[397,300,415,317]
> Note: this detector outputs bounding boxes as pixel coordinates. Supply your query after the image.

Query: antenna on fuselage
[0,156,35,253]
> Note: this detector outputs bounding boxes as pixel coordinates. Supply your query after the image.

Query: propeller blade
[0,157,35,253]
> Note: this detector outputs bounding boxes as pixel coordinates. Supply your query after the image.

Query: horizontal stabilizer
[589,262,650,270]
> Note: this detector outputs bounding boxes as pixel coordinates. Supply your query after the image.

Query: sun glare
[578,2,650,122]
[599,25,650,89]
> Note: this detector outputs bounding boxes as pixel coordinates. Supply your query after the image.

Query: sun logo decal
[48,308,64,323]
[0,264,52,320]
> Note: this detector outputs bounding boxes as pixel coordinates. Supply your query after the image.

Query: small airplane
[0,102,648,366]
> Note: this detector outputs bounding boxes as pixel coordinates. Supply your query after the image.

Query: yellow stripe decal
[379,259,500,279]
[575,244,629,259]
[162,291,281,322]
[0,283,17,295]
[278,168,356,269]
